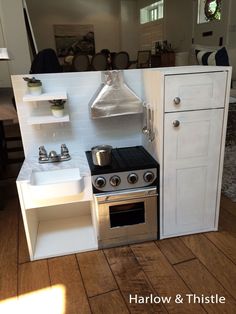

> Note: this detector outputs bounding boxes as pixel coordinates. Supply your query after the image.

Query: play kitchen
[13,66,231,260]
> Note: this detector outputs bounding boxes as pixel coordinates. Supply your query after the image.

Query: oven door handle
[98,193,158,204]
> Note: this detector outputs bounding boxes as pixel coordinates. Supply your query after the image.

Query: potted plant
[23,77,42,95]
[49,99,66,117]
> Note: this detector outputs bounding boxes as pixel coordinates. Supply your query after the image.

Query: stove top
[86,146,159,193]
[86,145,158,175]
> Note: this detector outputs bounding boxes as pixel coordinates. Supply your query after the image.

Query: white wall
[11,70,144,158]
[25,0,121,54]
[228,0,236,47]
[164,0,193,52]
[193,0,230,46]
[25,0,234,62]
[0,0,31,86]
[137,0,164,51]
[137,0,235,53]
[137,0,193,52]
[0,16,11,87]
[120,0,139,60]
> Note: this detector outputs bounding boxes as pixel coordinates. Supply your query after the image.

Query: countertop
[17,152,91,182]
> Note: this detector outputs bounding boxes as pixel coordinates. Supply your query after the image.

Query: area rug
[221,105,236,202]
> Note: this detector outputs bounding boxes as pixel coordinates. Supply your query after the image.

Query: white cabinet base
[34,215,98,260]
[16,189,98,261]
[143,67,231,240]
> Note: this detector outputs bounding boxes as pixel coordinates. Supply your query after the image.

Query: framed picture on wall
[54,24,95,57]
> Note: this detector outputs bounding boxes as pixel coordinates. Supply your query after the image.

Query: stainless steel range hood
[90,70,143,119]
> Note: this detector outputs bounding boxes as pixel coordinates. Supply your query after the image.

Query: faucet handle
[39,146,49,162]
[60,144,71,160]
[39,146,47,157]
[61,144,69,156]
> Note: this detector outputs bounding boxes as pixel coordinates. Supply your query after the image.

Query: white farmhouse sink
[29,168,84,200]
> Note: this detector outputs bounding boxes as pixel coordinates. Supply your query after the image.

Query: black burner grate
[86,146,158,175]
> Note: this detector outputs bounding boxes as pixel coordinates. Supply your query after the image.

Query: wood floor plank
[175,259,236,313]
[48,255,91,314]
[89,290,129,314]
[218,205,236,237]
[76,250,117,297]
[18,211,30,264]
[220,195,236,217]
[104,245,168,313]
[0,199,18,301]
[18,260,50,294]
[182,234,236,298]
[131,242,205,314]
[156,238,195,265]
[205,231,236,264]
[18,260,56,313]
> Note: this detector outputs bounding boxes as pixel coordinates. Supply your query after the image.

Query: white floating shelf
[23,91,67,102]
[33,216,98,260]
[27,113,70,125]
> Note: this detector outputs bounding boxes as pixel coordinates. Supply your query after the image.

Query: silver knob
[127,173,138,184]
[110,175,121,187]
[173,120,180,127]
[143,171,155,183]
[95,177,106,188]
[173,97,181,105]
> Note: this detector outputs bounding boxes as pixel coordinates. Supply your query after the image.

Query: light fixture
[0,48,10,60]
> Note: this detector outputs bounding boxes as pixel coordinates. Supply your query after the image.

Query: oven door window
[109,202,145,228]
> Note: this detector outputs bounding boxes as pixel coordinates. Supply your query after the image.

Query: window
[197,0,221,24]
[140,1,164,24]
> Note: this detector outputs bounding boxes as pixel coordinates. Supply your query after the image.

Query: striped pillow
[195,47,229,66]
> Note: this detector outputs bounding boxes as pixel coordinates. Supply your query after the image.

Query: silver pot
[91,145,113,166]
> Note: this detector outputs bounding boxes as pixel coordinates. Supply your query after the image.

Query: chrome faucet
[38,144,71,163]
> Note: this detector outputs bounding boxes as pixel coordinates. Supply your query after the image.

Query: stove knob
[95,177,106,188]
[110,175,121,187]
[127,173,138,184]
[144,171,155,183]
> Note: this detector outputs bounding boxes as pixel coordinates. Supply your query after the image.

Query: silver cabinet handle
[173,120,180,127]
[142,102,150,135]
[173,97,181,105]
[101,194,158,204]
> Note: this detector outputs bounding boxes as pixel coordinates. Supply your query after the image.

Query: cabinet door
[163,109,224,237]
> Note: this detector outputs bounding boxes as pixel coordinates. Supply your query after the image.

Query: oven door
[94,187,158,244]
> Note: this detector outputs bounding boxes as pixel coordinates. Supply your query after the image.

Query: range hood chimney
[90,70,143,119]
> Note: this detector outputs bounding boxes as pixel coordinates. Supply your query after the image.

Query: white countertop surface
[17,152,91,182]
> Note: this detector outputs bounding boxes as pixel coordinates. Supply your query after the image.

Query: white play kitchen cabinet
[14,66,231,260]
[144,67,231,239]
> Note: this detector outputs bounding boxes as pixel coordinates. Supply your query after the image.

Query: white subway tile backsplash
[12,70,144,157]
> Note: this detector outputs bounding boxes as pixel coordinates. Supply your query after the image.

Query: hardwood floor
[0,195,236,313]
